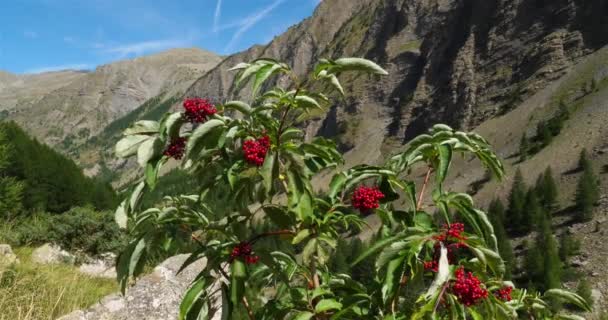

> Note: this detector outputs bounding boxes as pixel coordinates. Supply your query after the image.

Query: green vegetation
[0,122,117,215]
[519,101,569,158]
[575,150,600,222]
[488,198,515,279]
[507,168,527,233]
[0,247,117,320]
[1,207,125,256]
[575,279,594,310]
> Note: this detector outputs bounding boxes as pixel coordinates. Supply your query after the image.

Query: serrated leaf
[164,112,184,139]
[292,311,314,320]
[333,57,388,75]
[115,200,128,229]
[253,63,284,96]
[543,289,591,312]
[123,120,159,135]
[116,135,151,158]
[137,137,163,167]
[436,144,452,185]
[186,119,224,157]
[292,229,311,244]
[223,101,252,115]
[129,181,146,213]
[315,299,342,313]
[261,150,276,194]
[179,277,208,320]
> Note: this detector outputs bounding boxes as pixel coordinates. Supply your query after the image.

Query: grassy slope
[0,247,117,320]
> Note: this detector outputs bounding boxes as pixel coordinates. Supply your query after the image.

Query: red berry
[351,186,385,213]
[230,242,259,265]
[182,98,217,123]
[163,137,187,160]
[494,286,513,302]
[451,267,488,306]
[242,135,270,166]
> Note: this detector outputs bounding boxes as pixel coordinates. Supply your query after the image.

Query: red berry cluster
[242,135,270,166]
[433,223,467,242]
[351,186,385,213]
[424,223,468,272]
[163,137,187,160]
[230,242,259,265]
[494,286,513,302]
[451,267,488,306]
[182,98,217,123]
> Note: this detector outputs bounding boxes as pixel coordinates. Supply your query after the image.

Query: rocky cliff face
[0,48,222,151]
[185,0,608,165]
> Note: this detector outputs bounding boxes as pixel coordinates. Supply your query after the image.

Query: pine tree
[534,212,562,291]
[488,198,515,279]
[559,233,581,263]
[575,167,600,222]
[508,169,527,233]
[535,167,558,212]
[523,190,543,234]
[525,242,544,289]
[576,278,594,309]
[578,149,592,172]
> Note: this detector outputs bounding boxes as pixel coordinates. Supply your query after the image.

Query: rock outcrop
[58,254,220,320]
[31,243,76,265]
[0,244,19,266]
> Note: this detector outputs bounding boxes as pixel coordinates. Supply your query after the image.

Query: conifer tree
[508,168,527,233]
[576,278,594,309]
[558,100,570,121]
[535,167,558,212]
[523,190,543,234]
[578,149,592,172]
[538,121,553,146]
[575,165,600,222]
[488,198,515,279]
[559,233,581,263]
[525,242,544,289]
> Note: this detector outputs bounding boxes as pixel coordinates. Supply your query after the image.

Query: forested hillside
[0,121,117,217]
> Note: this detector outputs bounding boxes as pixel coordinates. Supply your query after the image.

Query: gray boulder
[0,244,19,266]
[31,243,76,265]
[57,254,222,320]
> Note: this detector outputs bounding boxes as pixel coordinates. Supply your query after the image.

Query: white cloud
[25,64,91,74]
[224,0,285,52]
[63,36,74,43]
[213,0,222,33]
[103,38,193,58]
[23,31,38,39]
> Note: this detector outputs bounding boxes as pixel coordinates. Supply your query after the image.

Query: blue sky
[0,0,321,74]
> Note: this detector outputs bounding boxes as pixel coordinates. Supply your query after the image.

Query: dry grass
[0,247,116,320]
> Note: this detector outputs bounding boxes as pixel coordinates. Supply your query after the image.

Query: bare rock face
[57,254,220,320]
[31,243,76,265]
[79,253,117,279]
[0,244,19,266]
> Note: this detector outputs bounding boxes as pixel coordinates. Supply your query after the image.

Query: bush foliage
[114,57,590,319]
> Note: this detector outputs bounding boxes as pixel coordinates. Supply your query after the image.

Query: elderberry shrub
[115,57,591,319]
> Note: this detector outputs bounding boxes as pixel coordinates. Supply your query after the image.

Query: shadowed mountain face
[0,48,222,152]
[185,0,608,164]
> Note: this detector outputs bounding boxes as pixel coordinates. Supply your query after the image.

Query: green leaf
[333,58,388,75]
[292,229,311,244]
[114,200,128,229]
[317,70,344,96]
[543,289,591,312]
[261,150,276,194]
[253,63,284,96]
[223,101,252,115]
[123,120,159,135]
[381,256,405,303]
[328,172,347,200]
[164,112,184,140]
[315,299,343,313]
[436,144,452,185]
[220,283,232,320]
[137,137,163,167]
[302,238,318,265]
[351,233,406,266]
[129,181,146,213]
[179,277,208,320]
[295,95,321,110]
[292,311,314,320]
[280,128,303,142]
[186,119,224,158]
[286,168,313,221]
[116,135,151,158]
[230,260,247,307]
[262,205,294,228]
